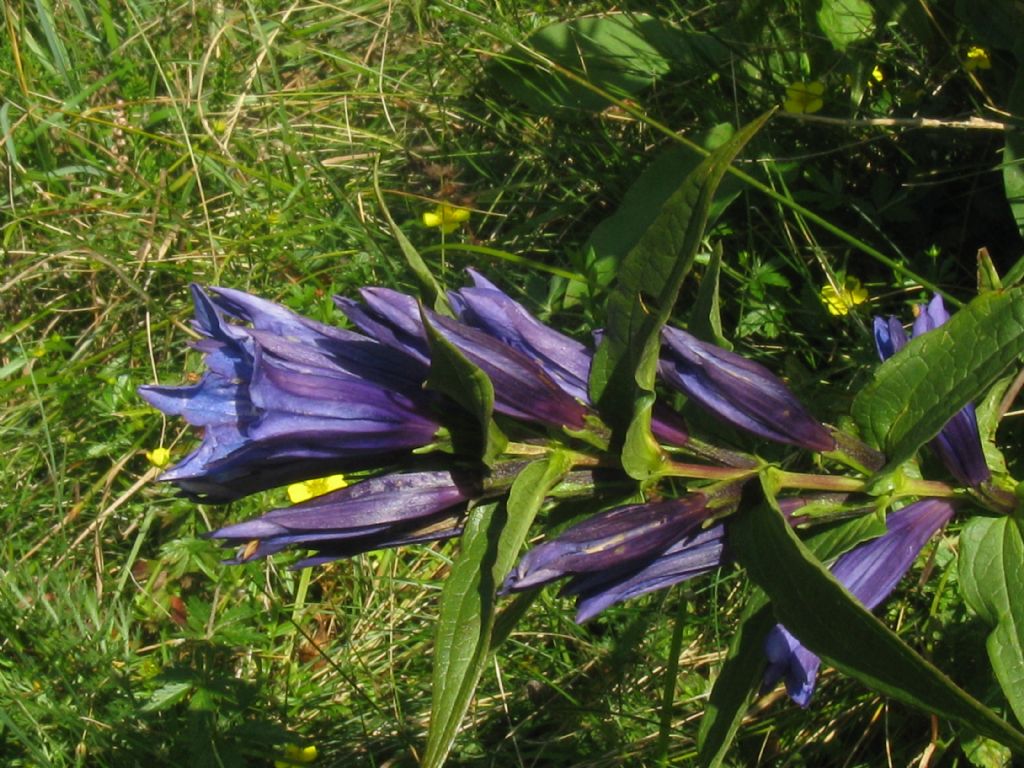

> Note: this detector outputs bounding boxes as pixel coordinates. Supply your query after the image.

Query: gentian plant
[141,116,1024,765]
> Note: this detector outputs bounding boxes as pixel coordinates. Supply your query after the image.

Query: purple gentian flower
[338,285,592,431]
[501,494,711,593]
[447,271,690,446]
[449,270,592,402]
[660,326,835,452]
[763,498,956,706]
[138,286,441,501]
[208,469,479,567]
[565,524,727,623]
[873,295,990,487]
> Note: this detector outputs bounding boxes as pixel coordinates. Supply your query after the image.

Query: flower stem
[661,461,758,482]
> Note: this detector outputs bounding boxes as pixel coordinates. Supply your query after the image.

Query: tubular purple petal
[138,285,442,502]
[335,288,433,367]
[660,326,834,452]
[501,495,710,593]
[872,316,908,359]
[763,626,820,707]
[209,469,479,564]
[873,295,990,486]
[339,283,594,431]
[428,313,592,430]
[450,270,593,403]
[912,294,951,336]
[567,524,727,623]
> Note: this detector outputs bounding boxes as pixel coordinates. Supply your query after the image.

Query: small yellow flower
[287,474,348,504]
[422,204,470,234]
[145,447,172,468]
[821,276,869,316]
[783,81,825,115]
[275,743,317,767]
[964,46,992,72]
[870,65,884,83]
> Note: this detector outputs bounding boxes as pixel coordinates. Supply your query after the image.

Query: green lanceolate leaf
[730,477,1024,754]
[852,288,1024,474]
[424,454,573,768]
[697,512,887,766]
[590,111,773,478]
[422,309,507,466]
[578,124,739,300]
[960,515,1024,728]
[689,241,732,350]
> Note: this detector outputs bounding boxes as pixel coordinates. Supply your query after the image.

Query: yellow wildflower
[965,46,992,72]
[287,474,348,504]
[821,276,869,316]
[783,81,825,115]
[145,447,172,468]
[275,744,317,767]
[870,66,884,83]
[422,203,471,234]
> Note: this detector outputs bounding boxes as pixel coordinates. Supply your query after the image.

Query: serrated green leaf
[590,112,772,479]
[422,310,507,466]
[960,516,1024,727]
[816,0,876,51]
[730,477,1024,754]
[852,288,1024,474]
[424,454,572,768]
[141,681,193,713]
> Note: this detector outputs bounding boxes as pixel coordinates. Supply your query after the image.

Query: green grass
[3,0,1022,765]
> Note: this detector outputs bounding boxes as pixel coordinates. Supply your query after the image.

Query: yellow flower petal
[275,744,318,767]
[145,447,172,468]
[871,66,884,83]
[422,204,471,233]
[965,46,991,72]
[287,474,348,504]
[783,82,825,115]
[820,276,868,316]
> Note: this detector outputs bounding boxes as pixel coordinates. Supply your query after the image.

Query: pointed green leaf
[581,125,740,294]
[422,309,507,466]
[590,112,773,478]
[697,513,886,766]
[730,477,1024,754]
[852,288,1024,474]
[960,515,1024,728]
[424,454,573,768]
[690,242,732,349]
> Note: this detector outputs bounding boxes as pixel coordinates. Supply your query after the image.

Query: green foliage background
[2,0,1022,765]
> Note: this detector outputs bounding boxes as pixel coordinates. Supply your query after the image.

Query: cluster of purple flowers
[141,276,986,708]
